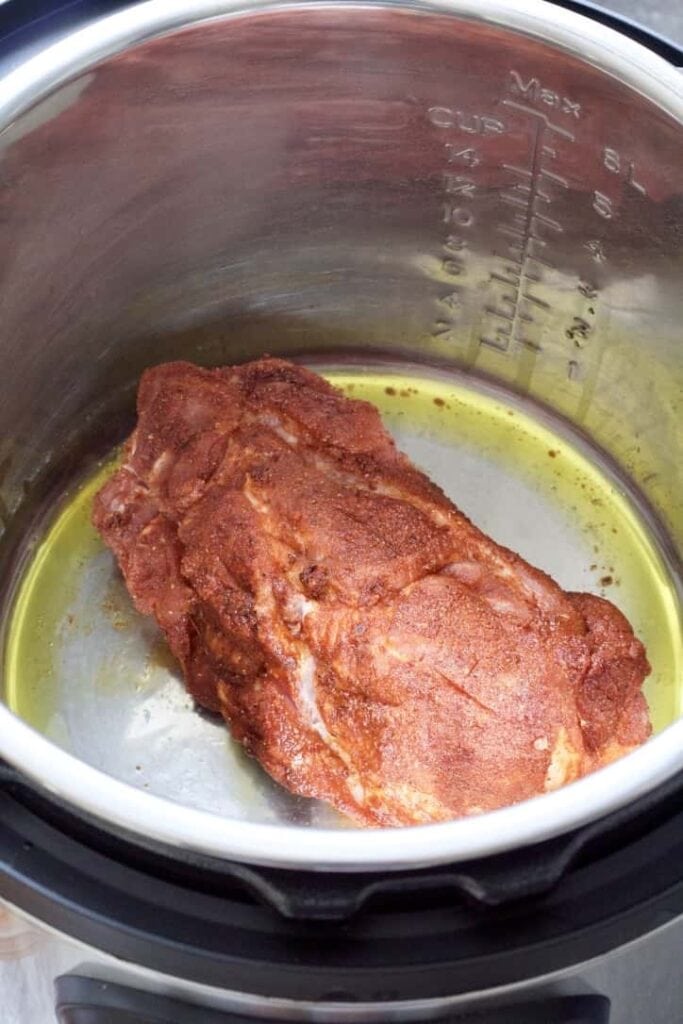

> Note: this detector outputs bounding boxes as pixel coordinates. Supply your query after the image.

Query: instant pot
[0,1,682,1021]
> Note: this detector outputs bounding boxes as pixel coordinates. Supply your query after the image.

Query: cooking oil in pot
[4,366,681,826]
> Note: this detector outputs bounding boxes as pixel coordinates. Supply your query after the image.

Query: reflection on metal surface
[0,0,680,868]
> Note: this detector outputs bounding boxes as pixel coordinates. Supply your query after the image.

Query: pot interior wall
[0,5,681,824]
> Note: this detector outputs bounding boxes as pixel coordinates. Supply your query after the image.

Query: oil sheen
[5,367,682,789]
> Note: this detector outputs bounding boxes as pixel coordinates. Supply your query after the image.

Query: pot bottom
[3,357,680,831]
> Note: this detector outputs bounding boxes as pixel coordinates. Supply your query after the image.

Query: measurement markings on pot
[426,73,591,365]
[427,105,504,349]
[427,72,652,381]
[479,72,577,355]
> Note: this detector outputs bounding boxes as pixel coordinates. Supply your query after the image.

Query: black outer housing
[2,763,683,1003]
[0,0,681,1017]
[54,977,612,1024]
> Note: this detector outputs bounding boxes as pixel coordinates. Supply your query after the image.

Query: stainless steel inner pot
[0,0,681,871]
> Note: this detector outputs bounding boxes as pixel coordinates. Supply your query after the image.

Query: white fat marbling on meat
[258,413,299,446]
[296,653,328,739]
[243,481,270,515]
[295,652,365,806]
[291,593,316,619]
[150,449,173,483]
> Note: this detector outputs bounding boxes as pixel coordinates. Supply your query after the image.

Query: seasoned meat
[92,359,651,825]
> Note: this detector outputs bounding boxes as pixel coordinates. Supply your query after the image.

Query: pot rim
[0,0,682,871]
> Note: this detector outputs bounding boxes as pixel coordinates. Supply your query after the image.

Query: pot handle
[218,823,609,920]
[55,976,610,1023]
